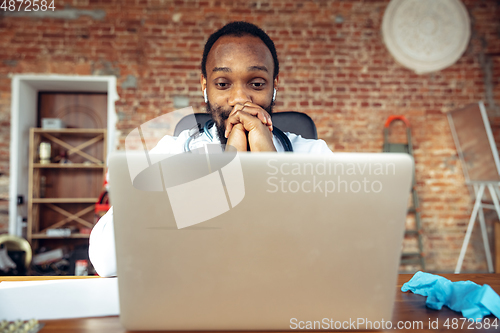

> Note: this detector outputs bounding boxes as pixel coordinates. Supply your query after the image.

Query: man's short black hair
[201,21,279,79]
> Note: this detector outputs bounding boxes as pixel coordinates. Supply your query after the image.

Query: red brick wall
[1,0,499,272]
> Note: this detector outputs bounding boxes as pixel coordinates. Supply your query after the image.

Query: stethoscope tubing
[184,120,293,152]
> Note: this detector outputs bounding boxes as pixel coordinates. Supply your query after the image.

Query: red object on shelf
[95,190,110,223]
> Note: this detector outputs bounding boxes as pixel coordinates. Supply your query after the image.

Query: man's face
[201,35,278,143]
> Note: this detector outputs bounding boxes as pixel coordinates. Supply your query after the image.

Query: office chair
[174,111,318,139]
[272,111,317,139]
[174,113,212,137]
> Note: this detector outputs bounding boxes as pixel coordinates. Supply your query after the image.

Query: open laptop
[108,150,413,330]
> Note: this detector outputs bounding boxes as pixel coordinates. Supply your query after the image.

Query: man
[89,21,332,277]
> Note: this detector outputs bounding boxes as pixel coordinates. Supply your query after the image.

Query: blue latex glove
[401,271,500,321]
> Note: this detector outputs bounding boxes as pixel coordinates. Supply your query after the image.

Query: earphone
[203,88,276,103]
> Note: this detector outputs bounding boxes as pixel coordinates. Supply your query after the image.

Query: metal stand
[448,102,500,274]
[455,181,500,273]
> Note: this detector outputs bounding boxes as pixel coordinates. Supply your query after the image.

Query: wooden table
[1,274,499,332]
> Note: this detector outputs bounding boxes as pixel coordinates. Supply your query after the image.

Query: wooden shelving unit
[33,164,105,169]
[27,128,107,249]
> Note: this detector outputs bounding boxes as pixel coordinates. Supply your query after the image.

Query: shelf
[28,127,107,247]
[32,128,107,134]
[31,233,91,239]
[401,252,422,257]
[33,163,105,169]
[32,198,98,204]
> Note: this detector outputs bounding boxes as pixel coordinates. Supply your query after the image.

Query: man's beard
[205,101,274,145]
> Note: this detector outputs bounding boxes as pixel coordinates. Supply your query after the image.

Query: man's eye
[216,82,229,88]
[251,82,266,89]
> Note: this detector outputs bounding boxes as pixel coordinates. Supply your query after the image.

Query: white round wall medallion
[382,0,471,74]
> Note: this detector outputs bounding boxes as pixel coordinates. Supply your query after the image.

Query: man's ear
[200,74,208,103]
[273,75,280,101]
[273,74,279,91]
[200,74,207,93]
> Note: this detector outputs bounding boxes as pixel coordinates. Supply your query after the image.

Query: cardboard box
[42,118,65,129]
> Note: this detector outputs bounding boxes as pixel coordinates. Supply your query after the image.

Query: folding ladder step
[384,115,425,271]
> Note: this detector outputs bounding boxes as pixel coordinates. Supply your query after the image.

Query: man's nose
[228,85,251,106]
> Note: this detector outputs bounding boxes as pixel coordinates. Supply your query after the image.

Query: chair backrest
[174,111,317,139]
[174,113,212,137]
[272,111,317,139]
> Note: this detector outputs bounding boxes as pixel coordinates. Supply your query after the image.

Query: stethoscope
[184,119,293,152]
